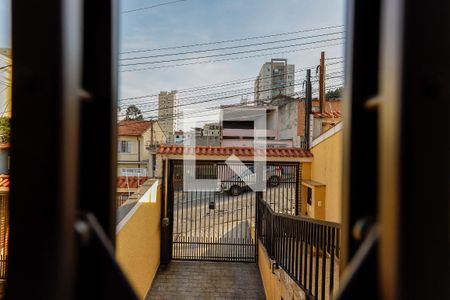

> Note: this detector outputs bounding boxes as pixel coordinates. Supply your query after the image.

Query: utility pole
[305,69,312,149]
[319,51,326,113]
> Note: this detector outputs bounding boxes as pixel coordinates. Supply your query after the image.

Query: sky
[119,0,346,129]
[0,0,346,130]
[0,1,11,48]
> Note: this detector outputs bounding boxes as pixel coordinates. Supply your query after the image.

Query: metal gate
[169,160,299,262]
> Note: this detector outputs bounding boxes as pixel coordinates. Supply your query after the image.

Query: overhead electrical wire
[138,73,345,115]
[136,82,345,127]
[121,42,344,72]
[120,31,344,60]
[121,24,344,54]
[119,60,344,102]
[120,67,344,109]
[123,70,345,109]
[120,37,345,67]
[122,0,187,14]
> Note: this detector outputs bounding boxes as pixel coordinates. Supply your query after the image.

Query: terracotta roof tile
[157,145,313,158]
[0,175,10,188]
[312,111,342,118]
[117,176,149,189]
[118,120,153,136]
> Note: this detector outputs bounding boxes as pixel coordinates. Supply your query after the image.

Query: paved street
[147,261,266,300]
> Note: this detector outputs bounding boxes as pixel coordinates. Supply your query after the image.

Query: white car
[220,165,283,196]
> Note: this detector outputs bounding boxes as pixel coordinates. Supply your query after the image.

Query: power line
[119,61,344,102]
[124,70,345,109]
[120,64,318,101]
[136,82,345,126]
[122,0,187,14]
[139,78,323,114]
[120,24,344,54]
[120,37,345,67]
[121,42,344,72]
[0,65,12,71]
[121,31,344,60]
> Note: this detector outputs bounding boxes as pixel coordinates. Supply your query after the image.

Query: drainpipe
[137,136,140,162]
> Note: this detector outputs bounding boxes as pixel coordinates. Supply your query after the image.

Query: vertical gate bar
[315,224,320,297]
[289,220,295,275]
[295,164,299,215]
[322,225,328,300]
[299,220,304,284]
[304,222,309,288]
[295,220,300,283]
[309,222,313,293]
[194,165,197,253]
[293,218,297,280]
[285,218,288,269]
[329,227,336,297]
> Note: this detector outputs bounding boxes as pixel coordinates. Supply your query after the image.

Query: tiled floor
[147,261,266,300]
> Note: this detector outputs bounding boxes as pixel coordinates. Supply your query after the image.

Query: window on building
[119,141,133,153]
[307,187,312,205]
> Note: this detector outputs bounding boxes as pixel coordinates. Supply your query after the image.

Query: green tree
[0,116,10,143]
[326,87,343,99]
[125,105,144,120]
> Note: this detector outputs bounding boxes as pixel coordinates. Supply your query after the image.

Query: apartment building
[158,91,179,143]
[254,59,295,104]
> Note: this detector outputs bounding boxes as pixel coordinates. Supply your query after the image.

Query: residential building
[202,123,220,137]
[117,120,166,177]
[254,59,295,104]
[270,94,343,147]
[184,126,221,146]
[174,130,185,144]
[158,91,179,143]
[116,176,149,207]
[220,104,292,148]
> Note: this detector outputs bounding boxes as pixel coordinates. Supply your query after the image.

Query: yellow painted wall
[310,130,343,223]
[118,136,141,162]
[258,241,306,300]
[116,181,161,299]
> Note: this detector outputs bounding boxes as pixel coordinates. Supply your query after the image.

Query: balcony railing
[257,197,340,300]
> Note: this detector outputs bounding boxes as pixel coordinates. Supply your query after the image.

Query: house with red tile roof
[117,120,166,178]
[116,176,150,206]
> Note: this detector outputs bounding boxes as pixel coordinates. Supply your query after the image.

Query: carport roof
[157,145,313,158]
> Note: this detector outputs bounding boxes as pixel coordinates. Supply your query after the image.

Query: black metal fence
[170,161,300,262]
[257,197,340,300]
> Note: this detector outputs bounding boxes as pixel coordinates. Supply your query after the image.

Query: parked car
[220,165,283,196]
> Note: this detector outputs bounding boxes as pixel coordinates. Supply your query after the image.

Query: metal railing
[258,197,340,300]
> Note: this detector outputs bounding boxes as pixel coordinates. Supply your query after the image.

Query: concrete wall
[278,100,299,143]
[116,180,161,299]
[258,241,306,300]
[309,127,343,223]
